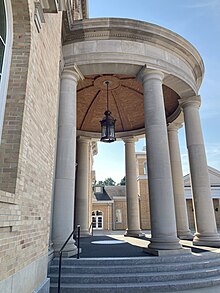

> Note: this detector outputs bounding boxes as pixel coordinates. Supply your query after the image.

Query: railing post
[89,221,94,236]
[77,225,80,259]
[57,225,81,292]
[58,251,62,293]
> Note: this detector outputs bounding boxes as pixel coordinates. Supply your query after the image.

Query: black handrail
[58,225,80,293]
[89,221,94,236]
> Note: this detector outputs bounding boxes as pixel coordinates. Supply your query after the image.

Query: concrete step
[50,252,219,266]
[49,254,220,292]
[49,267,220,284]
[50,275,220,293]
[49,258,220,274]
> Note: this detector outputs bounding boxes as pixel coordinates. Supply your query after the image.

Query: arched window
[0,0,13,141]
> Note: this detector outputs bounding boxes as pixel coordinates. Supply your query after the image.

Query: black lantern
[100,81,116,143]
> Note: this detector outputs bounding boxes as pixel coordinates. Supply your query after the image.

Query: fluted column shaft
[52,69,79,255]
[140,69,181,251]
[168,122,193,240]
[124,137,141,236]
[180,96,220,246]
[75,136,90,236]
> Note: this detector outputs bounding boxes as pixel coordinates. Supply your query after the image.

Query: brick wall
[114,200,127,230]
[138,180,151,230]
[187,199,220,229]
[0,0,62,284]
[92,203,113,230]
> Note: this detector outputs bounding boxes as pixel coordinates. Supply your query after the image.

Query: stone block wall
[0,1,62,291]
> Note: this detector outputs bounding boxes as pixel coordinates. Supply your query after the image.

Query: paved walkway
[79,235,150,258]
[78,230,217,258]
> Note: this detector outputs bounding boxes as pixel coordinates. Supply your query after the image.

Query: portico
[52,17,220,255]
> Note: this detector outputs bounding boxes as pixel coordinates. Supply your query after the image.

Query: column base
[148,236,182,250]
[80,230,91,237]
[144,246,191,256]
[124,229,143,237]
[193,232,220,247]
[53,241,78,257]
[178,230,194,240]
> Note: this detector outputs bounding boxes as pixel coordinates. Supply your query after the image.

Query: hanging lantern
[100,81,116,143]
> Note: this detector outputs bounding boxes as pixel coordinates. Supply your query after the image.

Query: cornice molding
[64,18,204,88]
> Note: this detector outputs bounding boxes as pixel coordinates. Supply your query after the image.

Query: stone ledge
[33,278,50,293]
[143,247,191,256]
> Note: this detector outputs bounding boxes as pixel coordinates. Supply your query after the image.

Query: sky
[89,0,220,184]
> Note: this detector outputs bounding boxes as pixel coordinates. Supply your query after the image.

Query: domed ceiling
[77,74,180,135]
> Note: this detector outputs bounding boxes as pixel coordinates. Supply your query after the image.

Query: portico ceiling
[77,74,180,135]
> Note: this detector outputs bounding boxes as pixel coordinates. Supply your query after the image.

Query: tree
[97,180,104,186]
[103,177,116,186]
[119,176,126,186]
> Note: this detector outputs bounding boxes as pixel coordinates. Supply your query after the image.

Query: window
[144,161,148,176]
[0,0,6,81]
[94,186,103,193]
[0,0,12,141]
[92,210,103,229]
[115,209,122,223]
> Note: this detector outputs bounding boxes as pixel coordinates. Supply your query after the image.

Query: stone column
[52,69,79,256]
[123,137,141,237]
[75,136,90,236]
[139,69,182,253]
[180,96,220,246]
[168,122,193,240]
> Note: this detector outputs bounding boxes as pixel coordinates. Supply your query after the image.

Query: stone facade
[0,0,62,291]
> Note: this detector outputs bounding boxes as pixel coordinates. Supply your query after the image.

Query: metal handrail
[58,225,80,293]
[89,221,94,236]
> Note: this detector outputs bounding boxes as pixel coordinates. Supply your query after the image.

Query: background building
[92,151,220,232]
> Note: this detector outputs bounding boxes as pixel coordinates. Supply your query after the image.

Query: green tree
[103,177,116,186]
[119,176,126,186]
[97,180,104,186]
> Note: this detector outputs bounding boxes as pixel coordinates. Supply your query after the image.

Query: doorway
[92,210,103,229]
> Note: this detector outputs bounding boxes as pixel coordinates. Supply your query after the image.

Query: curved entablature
[62,17,205,138]
[64,17,204,90]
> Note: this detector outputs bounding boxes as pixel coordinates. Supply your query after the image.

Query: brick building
[1,0,220,292]
[92,152,220,233]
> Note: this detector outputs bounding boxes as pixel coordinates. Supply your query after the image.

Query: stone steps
[48,253,220,292]
[49,258,220,274]
[50,277,220,293]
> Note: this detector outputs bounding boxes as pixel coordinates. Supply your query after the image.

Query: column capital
[179,95,201,110]
[77,136,91,144]
[61,65,84,83]
[123,136,138,144]
[137,66,164,83]
[167,122,183,132]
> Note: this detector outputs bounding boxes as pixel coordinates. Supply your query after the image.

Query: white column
[168,122,193,240]
[123,137,141,237]
[52,69,79,256]
[180,96,220,246]
[75,136,90,236]
[139,69,182,252]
